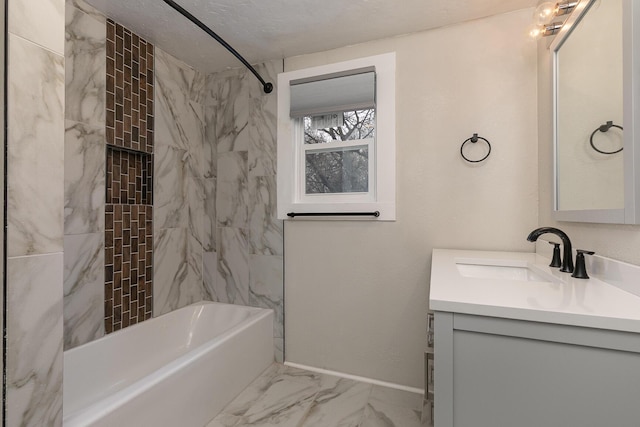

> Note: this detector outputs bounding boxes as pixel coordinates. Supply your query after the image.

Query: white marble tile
[214,227,250,305]
[274,337,284,364]
[190,238,207,300]
[359,400,423,427]
[64,121,105,235]
[188,177,206,248]
[249,61,281,178]
[203,250,218,301]
[185,100,207,178]
[65,3,106,126]
[7,34,64,257]
[239,379,317,427]
[9,0,65,55]
[216,71,250,153]
[369,386,423,411]
[7,253,63,427]
[249,255,283,338]
[153,144,189,230]
[154,48,195,114]
[206,412,241,427]
[220,364,287,418]
[204,105,218,179]
[153,227,209,316]
[216,365,330,423]
[226,365,320,426]
[190,68,208,105]
[210,365,427,427]
[216,178,249,229]
[218,150,248,182]
[63,233,105,350]
[68,0,106,23]
[249,176,283,256]
[203,178,217,252]
[217,152,249,228]
[155,49,206,178]
[302,378,372,427]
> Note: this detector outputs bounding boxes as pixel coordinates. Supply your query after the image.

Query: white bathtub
[63,301,274,426]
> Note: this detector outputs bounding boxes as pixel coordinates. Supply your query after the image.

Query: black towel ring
[590,121,623,154]
[461,133,491,163]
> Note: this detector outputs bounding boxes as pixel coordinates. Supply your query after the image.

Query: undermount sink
[456,263,552,283]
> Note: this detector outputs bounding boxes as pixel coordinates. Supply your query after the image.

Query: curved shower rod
[162,0,274,93]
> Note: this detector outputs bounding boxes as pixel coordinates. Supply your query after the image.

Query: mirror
[552,0,640,224]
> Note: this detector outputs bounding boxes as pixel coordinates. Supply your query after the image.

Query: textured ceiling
[86,0,537,73]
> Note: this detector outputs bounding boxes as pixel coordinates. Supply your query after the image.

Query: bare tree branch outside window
[304,109,375,194]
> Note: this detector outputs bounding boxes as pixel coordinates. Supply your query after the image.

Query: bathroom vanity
[429,249,640,427]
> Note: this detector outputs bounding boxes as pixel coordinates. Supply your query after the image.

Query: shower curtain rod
[162,0,274,93]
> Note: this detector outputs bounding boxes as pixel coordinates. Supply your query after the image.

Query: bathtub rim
[64,300,267,356]
[63,301,274,425]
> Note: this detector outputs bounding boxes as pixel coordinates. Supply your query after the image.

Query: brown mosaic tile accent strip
[105,20,154,333]
[105,204,153,333]
[106,19,154,154]
[106,147,152,205]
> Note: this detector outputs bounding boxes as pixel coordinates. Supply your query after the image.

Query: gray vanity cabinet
[433,312,640,427]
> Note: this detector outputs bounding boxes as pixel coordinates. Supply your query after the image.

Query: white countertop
[429,249,640,333]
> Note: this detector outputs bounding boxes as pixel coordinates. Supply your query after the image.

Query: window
[277,53,396,220]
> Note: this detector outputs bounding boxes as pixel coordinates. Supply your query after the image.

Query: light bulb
[534,2,558,25]
[527,23,545,39]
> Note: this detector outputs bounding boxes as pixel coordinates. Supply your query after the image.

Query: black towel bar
[287,211,380,218]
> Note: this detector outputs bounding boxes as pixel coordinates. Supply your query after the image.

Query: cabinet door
[452,330,640,427]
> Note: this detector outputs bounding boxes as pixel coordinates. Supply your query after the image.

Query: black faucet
[527,227,574,273]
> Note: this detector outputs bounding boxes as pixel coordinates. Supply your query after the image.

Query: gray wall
[284,9,539,388]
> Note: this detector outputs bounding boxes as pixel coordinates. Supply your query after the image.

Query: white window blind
[289,68,376,118]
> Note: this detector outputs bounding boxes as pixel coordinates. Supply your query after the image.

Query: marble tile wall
[64,0,106,349]
[207,61,284,362]
[63,0,284,365]
[7,0,65,424]
[153,48,212,315]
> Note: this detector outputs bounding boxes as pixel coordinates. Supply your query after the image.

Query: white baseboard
[283,361,424,395]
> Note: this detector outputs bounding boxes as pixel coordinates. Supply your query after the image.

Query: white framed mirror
[551,0,640,224]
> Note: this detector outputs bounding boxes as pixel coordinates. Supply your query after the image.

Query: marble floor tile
[207,364,424,427]
[208,364,318,427]
[301,377,372,427]
[368,385,423,410]
[239,379,317,426]
[359,400,423,427]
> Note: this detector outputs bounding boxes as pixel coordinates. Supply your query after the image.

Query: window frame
[277,53,396,220]
[299,122,375,203]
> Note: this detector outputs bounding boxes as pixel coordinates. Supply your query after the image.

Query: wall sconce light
[528,1,578,39]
